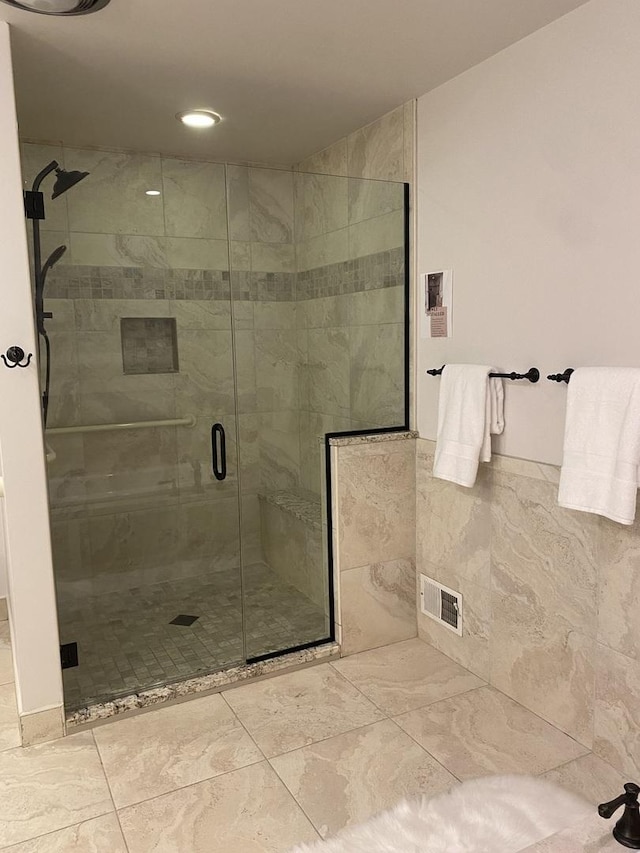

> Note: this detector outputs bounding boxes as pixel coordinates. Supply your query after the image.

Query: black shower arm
[31,160,58,194]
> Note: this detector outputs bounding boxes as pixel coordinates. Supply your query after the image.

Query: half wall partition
[19,143,408,712]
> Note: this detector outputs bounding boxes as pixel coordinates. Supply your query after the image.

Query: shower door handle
[211,423,226,481]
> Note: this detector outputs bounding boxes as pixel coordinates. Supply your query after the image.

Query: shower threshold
[66,640,339,728]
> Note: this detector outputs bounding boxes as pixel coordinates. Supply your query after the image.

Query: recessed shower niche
[20,141,409,714]
[121,317,179,375]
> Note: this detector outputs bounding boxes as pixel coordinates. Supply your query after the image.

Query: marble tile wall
[415,436,640,778]
[332,435,417,655]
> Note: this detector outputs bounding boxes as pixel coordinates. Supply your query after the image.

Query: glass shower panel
[228,166,407,661]
[22,144,245,711]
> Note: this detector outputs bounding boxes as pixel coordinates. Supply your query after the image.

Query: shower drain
[169,614,199,626]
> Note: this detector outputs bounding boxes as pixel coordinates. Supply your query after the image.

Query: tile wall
[331,435,417,655]
[415,437,640,779]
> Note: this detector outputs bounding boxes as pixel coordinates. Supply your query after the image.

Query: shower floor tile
[57,563,329,712]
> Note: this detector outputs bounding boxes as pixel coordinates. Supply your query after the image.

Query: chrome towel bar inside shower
[426,366,540,383]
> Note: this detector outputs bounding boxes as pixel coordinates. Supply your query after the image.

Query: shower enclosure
[20,142,408,712]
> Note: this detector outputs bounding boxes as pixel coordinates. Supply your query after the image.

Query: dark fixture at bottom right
[599,783,640,848]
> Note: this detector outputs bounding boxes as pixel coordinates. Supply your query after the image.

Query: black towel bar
[426,366,540,383]
[547,369,574,383]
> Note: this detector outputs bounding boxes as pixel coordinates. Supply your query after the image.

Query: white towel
[433,364,504,487]
[558,367,640,525]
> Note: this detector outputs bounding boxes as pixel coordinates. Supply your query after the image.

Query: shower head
[51,167,89,199]
[43,245,67,273]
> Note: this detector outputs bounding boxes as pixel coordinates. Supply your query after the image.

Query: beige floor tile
[118,760,319,853]
[0,683,20,752]
[93,693,263,808]
[395,686,589,780]
[542,752,627,805]
[2,814,127,852]
[0,731,113,848]
[223,664,384,758]
[332,638,485,715]
[271,718,456,837]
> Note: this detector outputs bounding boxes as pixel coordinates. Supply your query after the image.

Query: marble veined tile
[490,472,599,745]
[70,233,167,268]
[223,664,384,758]
[294,172,348,241]
[594,643,640,778]
[2,814,127,852]
[297,138,348,177]
[337,438,414,571]
[349,323,405,426]
[118,761,318,853]
[65,149,165,236]
[349,209,404,258]
[308,327,350,418]
[0,732,113,847]
[340,560,417,656]
[347,106,404,182]
[270,719,456,838]
[255,329,299,412]
[162,158,227,240]
[333,638,484,716]
[226,164,251,242]
[251,241,295,273]
[248,167,294,244]
[174,329,236,416]
[348,177,404,226]
[597,509,640,661]
[417,458,491,588]
[93,693,262,807]
[0,684,20,752]
[395,686,588,781]
[542,753,626,805]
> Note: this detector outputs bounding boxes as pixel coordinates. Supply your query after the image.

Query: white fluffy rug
[289,775,592,853]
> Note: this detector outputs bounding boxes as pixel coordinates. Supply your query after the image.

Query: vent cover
[419,574,463,636]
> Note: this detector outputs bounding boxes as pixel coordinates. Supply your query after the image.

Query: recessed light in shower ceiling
[145,190,161,197]
[0,0,111,14]
[176,110,222,129]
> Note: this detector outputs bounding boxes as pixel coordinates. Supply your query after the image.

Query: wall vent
[419,574,463,636]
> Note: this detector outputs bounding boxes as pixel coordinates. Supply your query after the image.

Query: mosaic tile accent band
[44,247,404,302]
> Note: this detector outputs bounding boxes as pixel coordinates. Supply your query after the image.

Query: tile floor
[0,635,626,852]
[58,562,329,711]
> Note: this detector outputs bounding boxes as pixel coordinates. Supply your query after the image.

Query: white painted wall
[416,0,640,465]
[0,22,63,715]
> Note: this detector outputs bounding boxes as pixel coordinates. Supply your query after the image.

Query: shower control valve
[1,346,33,369]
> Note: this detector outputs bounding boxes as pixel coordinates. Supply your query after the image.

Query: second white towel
[558,367,640,524]
[433,364,504,488]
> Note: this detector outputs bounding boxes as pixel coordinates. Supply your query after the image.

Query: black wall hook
[1,346,33,369]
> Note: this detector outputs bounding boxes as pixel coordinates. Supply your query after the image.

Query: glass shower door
[27,145,247,711]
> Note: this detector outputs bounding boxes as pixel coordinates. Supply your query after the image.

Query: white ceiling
[1,0,590,165]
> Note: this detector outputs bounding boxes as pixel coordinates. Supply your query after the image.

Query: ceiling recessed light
[176,110,222,129]
[145,190,161,197]
[0,0,111,14]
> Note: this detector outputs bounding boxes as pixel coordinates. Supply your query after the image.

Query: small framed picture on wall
[421,269,452,338]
